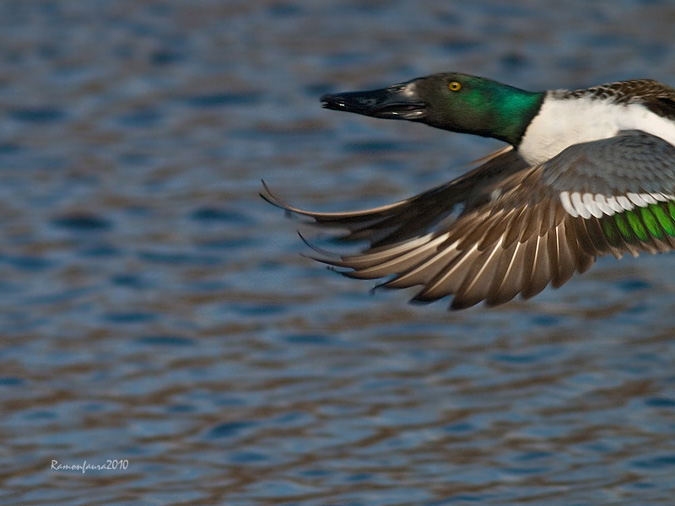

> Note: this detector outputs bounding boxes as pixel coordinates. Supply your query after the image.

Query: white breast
[518,95,675,165]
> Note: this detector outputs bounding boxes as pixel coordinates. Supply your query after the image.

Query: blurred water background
[1,1,675,505]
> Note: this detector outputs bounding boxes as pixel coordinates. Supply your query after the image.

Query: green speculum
[601,200,675,247]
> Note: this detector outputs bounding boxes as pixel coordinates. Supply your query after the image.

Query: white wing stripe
[571,192,590,219]
[560,190,675,218]
[627,192,647,207]
[559,191,577,217]
[594,194,614,215]
[583,192,604,218]
[605,196,624,213]
[616,195,633,212]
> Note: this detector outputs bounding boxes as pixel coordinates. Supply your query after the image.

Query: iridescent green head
[322,72,545,147]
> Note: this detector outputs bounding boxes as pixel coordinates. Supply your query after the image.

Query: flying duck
[262,73,675,309]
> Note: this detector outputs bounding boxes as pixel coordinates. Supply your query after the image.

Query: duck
[262,73,675,309]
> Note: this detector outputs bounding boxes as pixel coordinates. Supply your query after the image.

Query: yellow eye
[448,81,462,92]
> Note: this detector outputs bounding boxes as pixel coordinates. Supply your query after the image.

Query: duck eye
[448,81,462,92]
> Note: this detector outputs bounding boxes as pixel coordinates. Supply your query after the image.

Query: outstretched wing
[264,131,675,309]
[262,147,528,248]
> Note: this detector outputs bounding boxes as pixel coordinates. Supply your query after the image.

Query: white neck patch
[518,95,675,165]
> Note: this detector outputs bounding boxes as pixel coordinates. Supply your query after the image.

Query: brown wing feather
[261,147,528,248]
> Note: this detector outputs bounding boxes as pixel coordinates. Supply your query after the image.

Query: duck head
[321,72,544,147]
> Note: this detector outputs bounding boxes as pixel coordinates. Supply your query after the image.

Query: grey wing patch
[541,131,675,218]
[539,131,675,257]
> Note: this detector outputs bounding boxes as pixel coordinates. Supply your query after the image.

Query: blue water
[1,1,675,505]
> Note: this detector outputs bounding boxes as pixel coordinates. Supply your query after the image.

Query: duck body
[262,73,675,309]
